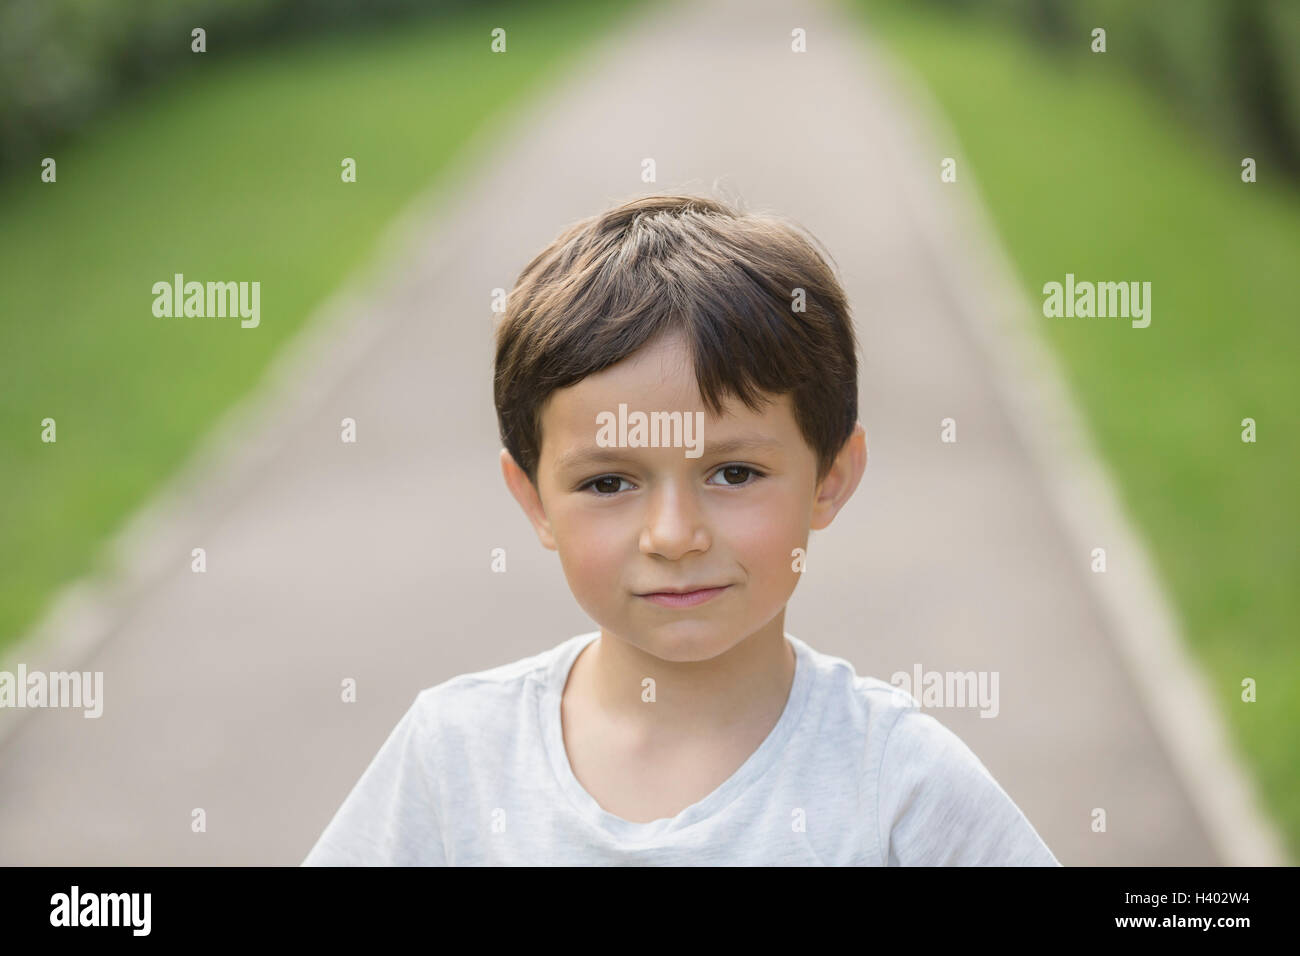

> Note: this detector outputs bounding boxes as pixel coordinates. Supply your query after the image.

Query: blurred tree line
[5,0,1298,181]
[0,0,484,172]
[918,0,1300,180]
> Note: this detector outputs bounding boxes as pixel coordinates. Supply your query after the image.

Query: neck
[577,613,796,738]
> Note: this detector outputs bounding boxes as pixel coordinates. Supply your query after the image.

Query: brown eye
[708,465,758,486]
[589,476,626,495]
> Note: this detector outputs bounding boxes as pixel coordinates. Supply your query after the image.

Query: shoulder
[409,633,594,739]
[299,635,591,866]
[787,635,925,742]
[788,640,1057,865]
[872,706,1060,866]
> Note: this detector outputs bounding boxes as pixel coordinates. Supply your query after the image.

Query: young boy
[302,194,1060,866]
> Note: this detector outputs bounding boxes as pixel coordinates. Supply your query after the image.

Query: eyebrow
[553,434,784,475]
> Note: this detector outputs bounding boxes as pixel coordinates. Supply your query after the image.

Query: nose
[639,480,711,560]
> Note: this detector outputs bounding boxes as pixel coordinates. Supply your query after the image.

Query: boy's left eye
[706,465,762,486]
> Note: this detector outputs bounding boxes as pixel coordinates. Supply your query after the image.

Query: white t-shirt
[301,631,1061,866]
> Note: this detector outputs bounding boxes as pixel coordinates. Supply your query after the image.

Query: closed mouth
[637,585,728,596]
[636,585,731,608]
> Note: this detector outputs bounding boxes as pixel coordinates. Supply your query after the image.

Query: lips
[640,585,726,595]
[637,585,731,608]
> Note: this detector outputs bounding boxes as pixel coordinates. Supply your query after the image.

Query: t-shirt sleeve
[875,706,1060,866]
[300,691,445,866]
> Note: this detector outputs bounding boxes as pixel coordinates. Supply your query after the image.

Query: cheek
[553,505,625,592]
[720,485,811,579]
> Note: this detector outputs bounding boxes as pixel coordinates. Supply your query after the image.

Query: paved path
[0,0,1254,864]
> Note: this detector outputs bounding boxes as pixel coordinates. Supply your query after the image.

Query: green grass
[0,0,645,652]
[852,0,1300,861]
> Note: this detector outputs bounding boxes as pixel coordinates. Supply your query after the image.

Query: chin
[634,619,746,663]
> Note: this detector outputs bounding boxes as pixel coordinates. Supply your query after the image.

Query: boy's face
[501,331,865,664]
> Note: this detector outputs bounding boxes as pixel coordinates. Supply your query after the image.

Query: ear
[810,421,867,531]
[500,448,557,551]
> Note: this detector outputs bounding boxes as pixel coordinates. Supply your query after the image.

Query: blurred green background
[855,0,1300,861]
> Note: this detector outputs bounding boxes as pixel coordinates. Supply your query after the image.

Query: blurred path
[0,0,1278,864]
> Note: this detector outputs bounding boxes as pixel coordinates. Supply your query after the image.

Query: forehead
[561,332,700,406]
[536,332,798,465]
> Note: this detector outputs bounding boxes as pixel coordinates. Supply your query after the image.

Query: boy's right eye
[581,475,633,496]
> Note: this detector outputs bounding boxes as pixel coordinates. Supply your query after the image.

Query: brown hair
[493,193,859,486]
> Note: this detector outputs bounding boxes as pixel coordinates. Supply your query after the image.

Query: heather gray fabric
[302,632,1060,866]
